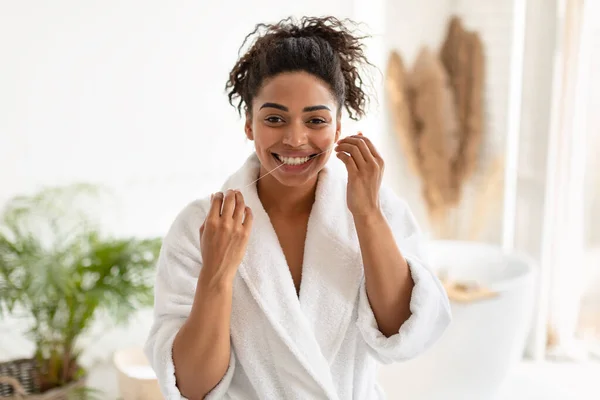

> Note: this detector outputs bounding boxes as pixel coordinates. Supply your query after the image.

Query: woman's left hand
[335,133,385,217]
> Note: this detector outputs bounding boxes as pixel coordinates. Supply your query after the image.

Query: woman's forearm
[172,272,233,399]
[354,210,414,337]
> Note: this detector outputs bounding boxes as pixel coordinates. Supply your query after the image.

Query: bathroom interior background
[1,0,599,398]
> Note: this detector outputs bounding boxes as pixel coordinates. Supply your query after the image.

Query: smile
[272,153,318,166]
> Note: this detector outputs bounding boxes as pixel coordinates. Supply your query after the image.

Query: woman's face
[246,71,341,188]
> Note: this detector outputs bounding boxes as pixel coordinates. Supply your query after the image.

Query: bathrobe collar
[221,152,364,399]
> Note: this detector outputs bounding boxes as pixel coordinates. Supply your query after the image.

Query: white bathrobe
[144,152,451,399]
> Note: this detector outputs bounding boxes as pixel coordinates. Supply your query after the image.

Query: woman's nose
[282,122,308,147]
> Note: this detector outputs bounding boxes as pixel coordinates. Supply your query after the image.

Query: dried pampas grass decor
[409,48,460,232]
[385,51,419,176]
[386,16,492,238]
[441,16,485,189]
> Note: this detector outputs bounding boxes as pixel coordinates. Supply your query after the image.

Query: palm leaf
[0,183,162,391]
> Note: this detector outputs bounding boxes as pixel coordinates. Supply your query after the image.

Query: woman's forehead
[256,72,336,109]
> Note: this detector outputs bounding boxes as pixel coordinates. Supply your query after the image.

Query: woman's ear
[244,111,254,141]
[335,119,341,142]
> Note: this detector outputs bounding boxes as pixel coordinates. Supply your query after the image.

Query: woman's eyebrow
[259,103,332,112]
[260,102,288,111]
[303,105,331,112]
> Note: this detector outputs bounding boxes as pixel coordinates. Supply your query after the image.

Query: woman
[145,16,451,400]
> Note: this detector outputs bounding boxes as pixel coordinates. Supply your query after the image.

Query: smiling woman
[144,16,451,400]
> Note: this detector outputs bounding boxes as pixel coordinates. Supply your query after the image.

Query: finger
[342,137,376,164]
[221,189,236,218]
[199,222,205,238]
[335,143,366,168]
[336,151,358,174]
[243,206,253,227]
[208,192,224,218]
[232,191,246,223]
[354,136,376,163]
[355,135,383,164]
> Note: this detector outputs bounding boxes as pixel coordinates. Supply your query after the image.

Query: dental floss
[238,141,339,190]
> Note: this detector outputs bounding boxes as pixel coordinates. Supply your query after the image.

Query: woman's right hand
[199,190,253,287]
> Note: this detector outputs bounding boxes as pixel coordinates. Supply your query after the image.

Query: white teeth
[277,155,311,165]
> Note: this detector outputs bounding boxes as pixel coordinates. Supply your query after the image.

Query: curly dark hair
[225,16,374,121]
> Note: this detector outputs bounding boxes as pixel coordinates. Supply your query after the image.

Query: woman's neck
[257,173,318,216]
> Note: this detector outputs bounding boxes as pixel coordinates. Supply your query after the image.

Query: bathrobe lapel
[223,153,364,399]
[298,161,364,362]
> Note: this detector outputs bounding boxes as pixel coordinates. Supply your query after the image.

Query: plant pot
[378,240,536,400]
[113,347,162,400]
[0,359,86,400]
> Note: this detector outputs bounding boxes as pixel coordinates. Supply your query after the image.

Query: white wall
[384,0,454,63]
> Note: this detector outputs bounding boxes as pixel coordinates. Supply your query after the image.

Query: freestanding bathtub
[378,240,536,400]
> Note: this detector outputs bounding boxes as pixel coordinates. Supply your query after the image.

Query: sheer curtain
[577,0,600,357]
[536,0,598,361]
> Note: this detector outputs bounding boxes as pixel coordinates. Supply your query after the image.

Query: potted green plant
[0,184,162,399]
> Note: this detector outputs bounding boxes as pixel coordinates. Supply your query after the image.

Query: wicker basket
[0,359,39,396]
[0,376,85,400]
[0,359,86,400]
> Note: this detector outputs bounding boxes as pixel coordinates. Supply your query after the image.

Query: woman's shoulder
[162,195,211,248]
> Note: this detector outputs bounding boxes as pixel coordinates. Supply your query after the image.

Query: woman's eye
[309,118,326,125]
[266,116,284,123]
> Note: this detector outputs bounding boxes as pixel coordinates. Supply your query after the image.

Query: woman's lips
[271,151,318,158]
[271,152,318,172]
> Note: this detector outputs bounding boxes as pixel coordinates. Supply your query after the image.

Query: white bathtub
[378,240,536,400]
